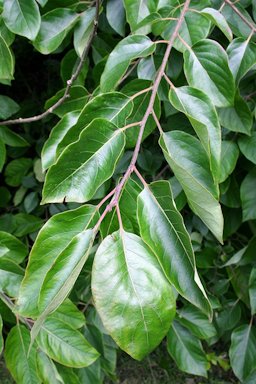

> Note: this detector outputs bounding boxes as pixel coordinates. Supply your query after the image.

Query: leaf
[42,119,125,204]
[0,16,15,46]
[0,138,6,172]
[106,0,126,36]
[123,0,150,33]
[0,95,19,119]
[49,299,85,329]
[33,8,78,54]
[2,0,40,40]
[37,318,99,368]
[100,35,155,92]
[92,230,176,360]
[201,8,232,42]
[0,231,28,263]
[0,315,3,354]
[249,268,256,315]
[41,111,80,171]
[17,205,98,318]
[0,36,14,81]
[36,350,64,384]
[0,126,29,147]
[4,158,32,187]
[218,92,252,135]
[222,3,256,40]
[183,39,235,107]
[159,131,223,243]
[239,131,256,165]
[137,180,211,316]
[13,213,43,237]
[74,8,96,57]
[229,324,256,382]
[241,169,256,222]
[4,325,40,384]
[227,37,256,84]
[219,140,239,183]
[167,320,209,377]
[0,258,24,297]
[169,86,221,182]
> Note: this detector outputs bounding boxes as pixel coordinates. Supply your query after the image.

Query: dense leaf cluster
[0,0,256,383]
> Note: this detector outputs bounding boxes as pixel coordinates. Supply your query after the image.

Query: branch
[224,0,256,32]
[0,0,100,126]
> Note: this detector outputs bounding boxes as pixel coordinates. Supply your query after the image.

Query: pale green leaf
[49,299,85,329]
[201,8,232,41]
[0,258,24,297]
[220,141,239,183]
[0,36,14,80]
[106,0,126,36]
[227,38,256,84]
[36,350,64,384]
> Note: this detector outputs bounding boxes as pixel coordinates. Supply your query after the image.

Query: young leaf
[2,0,40,40]
[37,318,99,368]
[17,205,98,318]
[0,126,29,147]
[137,181,211,316]
[183,39,235,107]
[201,8,232,42]
[106,0,126,36]
[74,8,96,58]
[167,320,209,377]
[36,350,64,384]
[42,119,125,203]
[169,86,221,183]
[0,231,28,263]
[239,132,256,165]
[220,141,239,183]
[4,325,40,384]
[100,35,155,92]
[159,131,223,243]
[249,268,256,315]
[92,230,176,360]
[241,169,256,222]
[0,36,14,81]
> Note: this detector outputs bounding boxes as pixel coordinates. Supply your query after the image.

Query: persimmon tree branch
[0,0,100,126]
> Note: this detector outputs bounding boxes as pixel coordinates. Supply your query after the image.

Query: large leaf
[37,318,99,368]
[229,324,256,382]
[4,325,40,384]
[167,320,209,377]
[249,268,256,315]
[36,350,64,384]
[42,119,125,204]
[241,169,256,222]
[92,230,176,360]
[74,8,95,58]
[227,38,256,84]
[0,231,28,263]
[200,8,232,42]
[184,39,235,107]
[33,8,78,54]
[137,181,211,316]
[222,3,256,41]
[0,36,14,81]
[238,132,256,165]
[17,205,98,318]
[2,0,40,40]
[169,86,221,182]
[100,35,155,92]
[159,131,223,243]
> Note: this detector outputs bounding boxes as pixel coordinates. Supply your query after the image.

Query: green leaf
[0,95,19,119]
[36,350,64,384]
[229,324,256,382]
[74,8,95,57]
[0,258,24,297]
[0,126,29,147]
[0,231,28,263]
[41,111,80,171]
[17,205,98,318]
[0,315,3,354]
[0,36,14,81]
[37,318,99,368]
[5,158,32,187]
[106,0,126,36]
[92,230,176,360]
[169,86,221,182]
[0,138,6,172]
[241,169,256,222]
[239,131,256,165]
[167,320,209,377]
[60,49,88,86]
[123,0,150,33]
[42,119,125,204]
[227,38,256,84]
[183,39,235,107]
[137,180,211,316]
[201,8,232,42]
[222,3,256,40]
[0,16,15,46]
[220,141,239,183]
[49,299,85,329]
[249,268,256,315]
[100,35,155,92]
[159,131,223,243]
[2,0,40,40]
[4,325,40,384]
[13,213,43,237]
[33,8,78,54]
[218,93,252,135]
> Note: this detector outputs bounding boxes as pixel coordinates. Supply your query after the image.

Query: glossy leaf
[0,258,24,297]
[106,0,126,36]
[201,8,232,42]
[0,138,6,172]
[36,350,64,384]
[0,126,29,147]
[169,86,221,182]
[137,181,211,316]
[92,230,176,360]
[159,131,223,243]
[184,39,235,107]
[42,119,125,203]
[0,231,28,263]
[4,325,40,384]
[123,0,150,33]
[241,169,256,222]
[74,8,95,57]
[167,321,209,377]
[0,95,19,119]
[49,299,85,329]
[17,205,98,317]
[222,3,256,40]
[220,141,239,183]
[100,35,155,92]
[2,0,40,40]
[0,36,14,81]
[227,38,256,84]
[0,16,15,46]
[249,268,256,315]
[238,131,256,165]
[37,318,99,368]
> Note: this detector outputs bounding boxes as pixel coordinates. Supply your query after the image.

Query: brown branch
[0,0,100,126]
[152,109,163,134]
[224,0,256,32]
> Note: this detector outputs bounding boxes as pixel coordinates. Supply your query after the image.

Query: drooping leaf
[238,132,256,165]
[0,231,28,263]
[106,0,126,36]
[0,138,6,172]
[249,268,256,315]
[0,126,29,147]
[159,131,223,243]
[137,181,211,316]
[4,325,40,384]
[183,39,235,107]
[100,35,155,92]
[2,0,41,40]
[36,350,64,384]
[0,36,14,81]
[92,230,176,360]
[17,205,98,318]
[201,8,232,42]
[169,86,221,182]
[227,38,256,84]
[219,141,239,183]
[241,169,256,222]
[74,8,96,58]
[42,119,125,203]
[167,320,209,377]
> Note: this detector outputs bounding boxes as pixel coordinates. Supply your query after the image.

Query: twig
[163,72,174,88]
[244,90,256,100]
[134,167,148,188]
[118,59,139,86]
[0,291,33,329]
[153,164,170,181]
[152,109,163,134]
[120,121,141,131]
[0,0,100,126]
[130,86,153,100]
[224,0,256,32]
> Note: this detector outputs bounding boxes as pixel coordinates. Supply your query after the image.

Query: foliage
[0,0,256,383]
